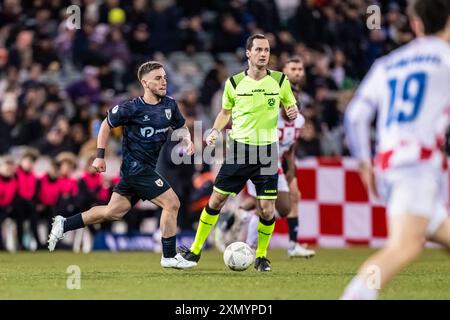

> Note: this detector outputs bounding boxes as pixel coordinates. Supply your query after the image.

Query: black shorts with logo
[114,168,171,206]
[214,139,279,199]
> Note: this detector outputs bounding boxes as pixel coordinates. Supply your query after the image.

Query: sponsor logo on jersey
[140,127,170,138]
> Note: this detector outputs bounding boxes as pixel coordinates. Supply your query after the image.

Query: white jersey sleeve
[345,61,384,162]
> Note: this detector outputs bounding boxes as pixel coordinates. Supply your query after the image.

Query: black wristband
[96,148,105,158]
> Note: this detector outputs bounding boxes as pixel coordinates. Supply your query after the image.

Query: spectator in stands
[36,125,71,157]
[127,23,154,62]
[55,152,79,220]
[247,0,280,33]
[200,60,228,111]
[7,30,34,70]
[127,0,150,26]
[296,120,322,158]
[0,66,19,98]
[33,6,58,37]
[0,155,17,250]
[212,14,244,53]
[38,101,61,137]
[99,0,122,24]
[0,92,18,155]
[338,3,367,78]
[21,63,43,90]
[36,158,60,242]
[66,65,102,106]
[33,34,60,71]
[14,85,47,146]
[288,0,322,47]
[0,0,22,26]
[180,15,208,53]
[14,148,42,250]
[68,123,89,155]
[148,0,182,53]
[76,155,113,248]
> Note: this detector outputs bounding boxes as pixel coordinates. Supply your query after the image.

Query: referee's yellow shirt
[222,70,296,146]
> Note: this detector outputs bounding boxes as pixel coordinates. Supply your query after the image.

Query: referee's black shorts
[114,168,171,206]
[214,139,279,200]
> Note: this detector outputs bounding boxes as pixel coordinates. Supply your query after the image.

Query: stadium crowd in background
[0,0,421,250]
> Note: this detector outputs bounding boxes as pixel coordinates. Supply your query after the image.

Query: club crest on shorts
[155,179,164,187]
[165,109,172,120]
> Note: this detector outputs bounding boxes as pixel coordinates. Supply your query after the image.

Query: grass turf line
[0,248,449,299]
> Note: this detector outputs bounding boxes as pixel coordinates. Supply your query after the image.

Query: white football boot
[161,253,197,269]
[287,242,316,258]
[47,215,66,251]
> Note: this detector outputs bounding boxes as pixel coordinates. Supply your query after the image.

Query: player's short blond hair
[137,61,163,81]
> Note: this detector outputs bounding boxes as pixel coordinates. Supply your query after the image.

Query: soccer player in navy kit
[48,61,197,269]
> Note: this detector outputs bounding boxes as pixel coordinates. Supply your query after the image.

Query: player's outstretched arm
[345,92,378,198]
[92,118,111,173]
[206,108,231,146]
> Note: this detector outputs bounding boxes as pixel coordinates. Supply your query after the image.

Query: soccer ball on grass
[223,241,255,271]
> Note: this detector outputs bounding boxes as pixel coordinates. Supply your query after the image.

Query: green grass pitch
[1,248,449,299]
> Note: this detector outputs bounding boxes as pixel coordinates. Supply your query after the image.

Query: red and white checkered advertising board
[272,157,450,248]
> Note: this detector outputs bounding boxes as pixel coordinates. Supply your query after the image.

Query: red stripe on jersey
[376,137,444,170]
[375,150,394,170]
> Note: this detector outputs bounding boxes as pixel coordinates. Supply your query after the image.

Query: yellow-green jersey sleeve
[222,79,235,110]
[279,77,297,108]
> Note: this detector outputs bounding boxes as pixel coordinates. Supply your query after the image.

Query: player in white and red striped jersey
[342,0,450,300]
[243,57,315,258]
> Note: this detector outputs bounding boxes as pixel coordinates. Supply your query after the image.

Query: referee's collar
[244,69,271,76]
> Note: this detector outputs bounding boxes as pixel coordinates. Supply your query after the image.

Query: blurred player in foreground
[342,0,450,299]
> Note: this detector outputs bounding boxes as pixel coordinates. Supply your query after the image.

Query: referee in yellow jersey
[179,34,298,271]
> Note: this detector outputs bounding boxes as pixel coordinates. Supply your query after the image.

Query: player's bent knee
[105,202,131,221]
[259,202,275,220]
[209,192,228,210]
[164,198,180,213]
[259,211,274,221]
[290,190,300,202]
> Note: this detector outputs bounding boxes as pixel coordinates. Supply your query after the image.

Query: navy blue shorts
[114,169,171,206]
[214,140,279,199]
